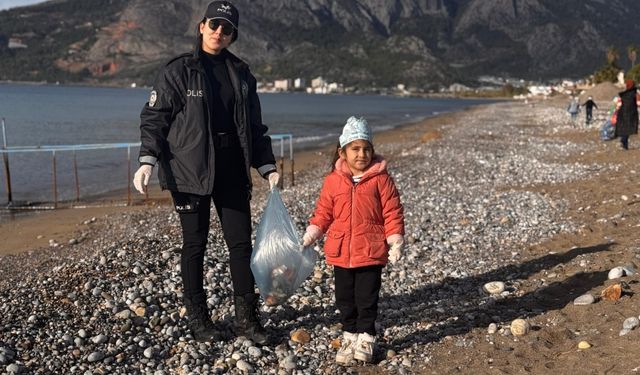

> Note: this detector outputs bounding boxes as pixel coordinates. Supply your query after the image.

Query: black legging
[172,144,254,299]
[334,265,383,335]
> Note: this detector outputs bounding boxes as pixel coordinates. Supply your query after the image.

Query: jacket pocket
[324,231,344,257]
[365,232,387,260]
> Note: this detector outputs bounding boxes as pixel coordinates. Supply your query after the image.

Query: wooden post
[290,159,295,187]
[278,138,284,189]
[73,150,80,202]
[289,135,295,187]
[1,118,12,205]
[52,150,58,209]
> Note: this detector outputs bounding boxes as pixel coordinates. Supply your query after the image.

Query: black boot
[233,293,268,345]
[184,295,224,343]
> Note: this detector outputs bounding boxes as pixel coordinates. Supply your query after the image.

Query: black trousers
[334,265,382,335]
[586,108,593,122]
[171,144,254,300]
[621,135,629,149]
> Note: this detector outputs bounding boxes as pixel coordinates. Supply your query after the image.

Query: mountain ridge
[1,0,638,88]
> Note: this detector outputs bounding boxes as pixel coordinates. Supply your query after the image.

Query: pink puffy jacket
[309,156,404,268]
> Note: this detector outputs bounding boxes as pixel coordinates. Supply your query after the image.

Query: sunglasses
[207,18,235,36]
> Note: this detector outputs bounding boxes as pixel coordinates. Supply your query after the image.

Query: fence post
[1,118,12,205]
[52,150,58,209]
[289,135,295,187]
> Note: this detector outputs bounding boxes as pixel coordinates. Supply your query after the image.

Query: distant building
[8,38,27,49]
[311,76,326,88]
[528,86,552,97]
[294,78,306,89]
[447,83,471,93]
[274,79,292,91]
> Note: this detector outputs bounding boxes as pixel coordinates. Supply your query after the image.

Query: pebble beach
[2,98,640,374]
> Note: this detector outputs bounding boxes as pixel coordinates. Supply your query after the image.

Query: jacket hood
[334,155,387,179]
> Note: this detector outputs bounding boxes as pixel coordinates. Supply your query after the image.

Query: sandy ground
[2,100,640,374]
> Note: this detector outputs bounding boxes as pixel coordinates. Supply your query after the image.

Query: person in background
[567,96,580,125]
[133,1,279,344]
[581,96,598,124]
[614,79,640,150]
[302,117,405,364]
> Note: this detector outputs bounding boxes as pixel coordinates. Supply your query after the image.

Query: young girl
[302,116,405,364]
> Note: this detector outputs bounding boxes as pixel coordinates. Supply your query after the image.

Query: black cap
[205,1,239,29]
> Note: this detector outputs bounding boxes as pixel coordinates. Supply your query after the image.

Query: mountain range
[1,0,639,89]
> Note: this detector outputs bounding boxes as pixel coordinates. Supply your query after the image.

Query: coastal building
[311,76,326,88]
[294,78,306,90]
[8,38,27,49]
[274,79,292,91]
[447,83,472,93]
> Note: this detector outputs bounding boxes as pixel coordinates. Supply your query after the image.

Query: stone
[483,281,505,295]
[623,317,640,330]
[134,306,146,317]
[6,364,21,374]
[91,334,108,344]
[622,265,637,276]
[290,329,311,344]
[510,319,530,336]
[578,341,591,349]
[236,360,253,372]
[87,351,105,362]
[330,338,341,349]
[247,346,262,358]
[487,323,498,334]
[620,328,631,336]
[608,267,624,280]
[573,294,595,305]
[601,284,622,301]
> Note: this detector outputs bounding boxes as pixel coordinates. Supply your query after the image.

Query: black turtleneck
[201,49,235,134]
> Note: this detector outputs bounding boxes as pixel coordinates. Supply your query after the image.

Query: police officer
[133,1,279,344]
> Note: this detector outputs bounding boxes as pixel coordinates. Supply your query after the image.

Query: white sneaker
[335,331,358,364]
[353,332,375,362]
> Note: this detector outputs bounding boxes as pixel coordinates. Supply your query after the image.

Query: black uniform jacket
[139,48,276,195]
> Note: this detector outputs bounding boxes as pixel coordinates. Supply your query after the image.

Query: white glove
[302,233,314,247]
[386,234,404,264]
[133,164,153,195]
[388,241,403,264]
[302,225,322,247]
[268,172,280,190]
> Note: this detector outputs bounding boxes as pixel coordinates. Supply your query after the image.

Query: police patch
[148,90,157,107]
[241,82,248,98]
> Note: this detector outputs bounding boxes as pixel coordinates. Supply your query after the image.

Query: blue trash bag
[251,188,317,306]
[600,119,615,141]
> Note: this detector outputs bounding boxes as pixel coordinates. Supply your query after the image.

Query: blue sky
[0,0,46,11]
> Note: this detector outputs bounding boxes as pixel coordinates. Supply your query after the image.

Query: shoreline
[0,107,470,256]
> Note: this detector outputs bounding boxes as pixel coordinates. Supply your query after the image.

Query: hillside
[1,0,639,88]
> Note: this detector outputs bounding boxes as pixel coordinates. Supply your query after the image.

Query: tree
[628,45,638,68]
[628,63,640,84]
[593,47,622,83]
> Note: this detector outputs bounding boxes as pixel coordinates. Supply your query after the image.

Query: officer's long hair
[194,17,238,55]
